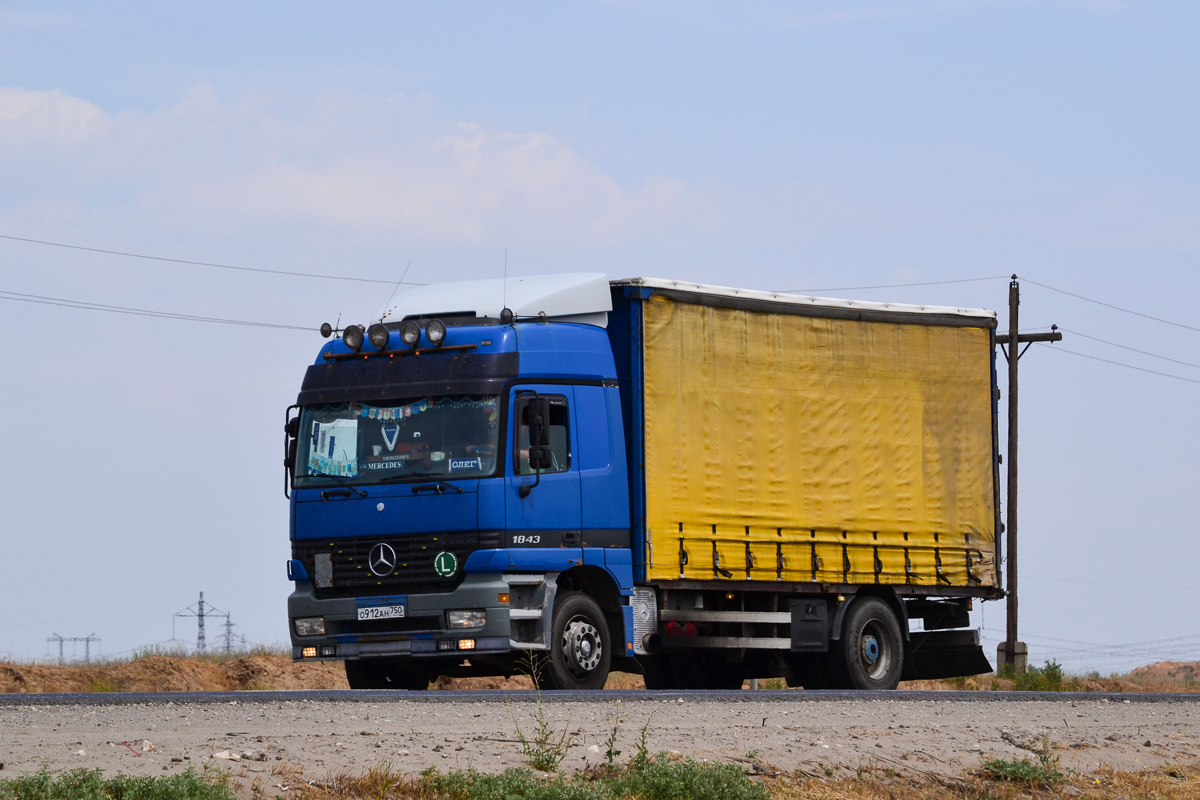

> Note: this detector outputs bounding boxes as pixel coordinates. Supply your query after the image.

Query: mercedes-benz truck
[285,273,999,690]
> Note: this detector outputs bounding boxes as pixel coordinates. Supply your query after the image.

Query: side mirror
[284,408,301,499]
[519,397,553,498]
[528,445,550,470]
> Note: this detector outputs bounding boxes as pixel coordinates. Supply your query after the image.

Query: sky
[1,0,1198,674]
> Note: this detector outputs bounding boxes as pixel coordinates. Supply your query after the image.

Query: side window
[514,394,570,475]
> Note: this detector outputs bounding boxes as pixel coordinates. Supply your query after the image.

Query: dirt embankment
[0,655,348,693]
[4,654,1199,694]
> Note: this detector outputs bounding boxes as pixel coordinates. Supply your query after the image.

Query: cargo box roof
[614,276,997,328]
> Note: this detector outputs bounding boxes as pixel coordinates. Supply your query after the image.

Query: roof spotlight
[342,324,364,352]
[320,322,333,338]
[399,320,421,348]
[425,319,447,346]
[367,323,390,350]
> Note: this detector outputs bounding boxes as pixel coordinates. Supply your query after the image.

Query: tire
[828,597,904,690]
[541,592,611,690]
[344,659,429,690]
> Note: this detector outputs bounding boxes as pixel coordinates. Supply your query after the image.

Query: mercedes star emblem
[368,543,397,577]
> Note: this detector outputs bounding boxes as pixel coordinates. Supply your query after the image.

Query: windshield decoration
[294,396,500,488]
[308,419,359,477]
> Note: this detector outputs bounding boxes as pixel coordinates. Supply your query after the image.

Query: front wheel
[541,592,611,690]
[828,597,904,690]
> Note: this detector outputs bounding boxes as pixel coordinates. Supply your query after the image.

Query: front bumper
[288,573,550,661]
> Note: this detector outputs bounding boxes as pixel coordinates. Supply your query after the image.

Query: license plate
[357,604,405,621]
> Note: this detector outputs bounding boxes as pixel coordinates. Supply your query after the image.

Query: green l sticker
[433,551,458,578]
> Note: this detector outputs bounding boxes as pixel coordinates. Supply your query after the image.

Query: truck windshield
[294,395,500,486]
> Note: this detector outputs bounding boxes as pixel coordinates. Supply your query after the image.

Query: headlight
[399,320,421,348]
[342,325,364,351]
[425,319,447,346]
[446,610,486,629]
[294,617,326,636]
[367,323,390,350]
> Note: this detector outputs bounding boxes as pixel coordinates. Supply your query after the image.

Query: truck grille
[293,531,501,599]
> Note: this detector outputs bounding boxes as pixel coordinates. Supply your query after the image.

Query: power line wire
[0,289,313,331]
[1037,342,1200,386]
[1024,278,1200,335]
[0,233,422,286]
[775,275,1009,293]
[1060,328,1200,371]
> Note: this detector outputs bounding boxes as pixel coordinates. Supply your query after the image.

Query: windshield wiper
[378,471,444,483]
[377,472,464,494]
[303,470,367,497]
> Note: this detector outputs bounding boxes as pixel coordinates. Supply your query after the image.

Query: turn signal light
[458,639,476,650]
[498,593,510,604]
[301,647,318,658]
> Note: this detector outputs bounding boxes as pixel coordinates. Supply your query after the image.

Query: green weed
[513,654,573,772]
[0,766,234,800]
[998,659,1083,691]
[87,677,119,693]
[423,754,768,800]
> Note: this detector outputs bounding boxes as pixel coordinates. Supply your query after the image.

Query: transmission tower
[174,592,227,655]
[222,613,238,654]
[197,592,206,654]
[47,633,100,664]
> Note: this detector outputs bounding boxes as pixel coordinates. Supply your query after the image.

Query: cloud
[0,87,107,140]
[0,85,726,251]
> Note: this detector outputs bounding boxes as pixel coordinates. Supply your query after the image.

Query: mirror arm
[519,465,541,498]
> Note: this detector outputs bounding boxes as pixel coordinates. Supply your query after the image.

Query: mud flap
[901,629,993,680]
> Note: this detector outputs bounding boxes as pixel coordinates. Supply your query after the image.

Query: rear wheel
[344,659,429,690]
[828,597,904,690]
[541,592,611,690]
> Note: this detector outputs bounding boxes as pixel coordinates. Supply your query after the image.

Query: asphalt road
[2,690,1198,788]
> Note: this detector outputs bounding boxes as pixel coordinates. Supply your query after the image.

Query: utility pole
[222,613,235,655]
[995,275,1061,671]
[49,633,64,665]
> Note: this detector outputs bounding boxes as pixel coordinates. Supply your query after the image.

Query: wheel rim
[858,620,892,681]
[561,615,602,677]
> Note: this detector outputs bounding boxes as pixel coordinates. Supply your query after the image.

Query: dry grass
[768,759,1200,800]
[247,757,1200,800]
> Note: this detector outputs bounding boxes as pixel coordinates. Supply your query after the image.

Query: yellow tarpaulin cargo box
[627,281,999,590]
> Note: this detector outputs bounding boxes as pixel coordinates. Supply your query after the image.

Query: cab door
[505,386,582,547]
